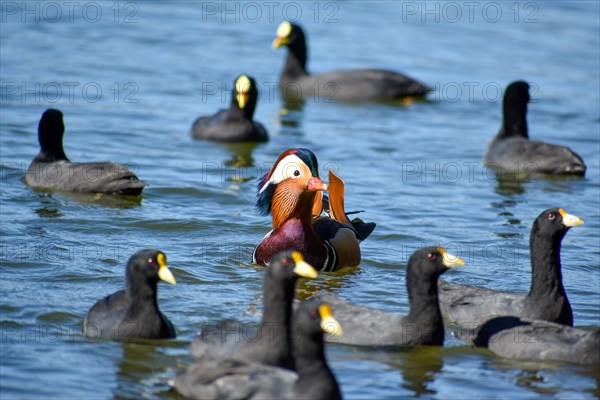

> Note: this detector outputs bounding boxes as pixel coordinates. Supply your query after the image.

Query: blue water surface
[1,1,599,399]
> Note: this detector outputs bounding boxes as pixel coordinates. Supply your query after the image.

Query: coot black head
[295,299,343,339]
[38,108,68,161]
[501,80,530,138]
[531,208,584,244]
[407,247,464,288]
[268,250,319,282]
[126,249,176,292]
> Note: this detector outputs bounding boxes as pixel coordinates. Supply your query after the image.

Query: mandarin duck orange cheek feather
[252,148,375,272]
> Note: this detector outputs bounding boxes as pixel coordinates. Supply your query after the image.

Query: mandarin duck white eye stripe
[258,154,307,194]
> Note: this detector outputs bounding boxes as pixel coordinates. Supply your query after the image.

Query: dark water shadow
[278,96,305,130]
[113,340,188,400]
[281,95,306,112]
[492,170,586,197]
[218,142,259,169]
[334,344,446,397]
[34,195,65,218]
[31,189,142,210]
[489,356,600,398]
[385,345,445,396]
[295,266,360,300]
[214,142,266,183]
[278,110,304,132]
[490,172,586,233]
[245,263,360,301]
[494,176,528,197]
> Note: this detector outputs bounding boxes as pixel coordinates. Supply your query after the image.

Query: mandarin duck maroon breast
[252,148,375,271]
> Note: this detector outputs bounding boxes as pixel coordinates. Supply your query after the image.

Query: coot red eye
[308,309,318,318]
[281,257,289,266]
[548,213,556,221]
[148,258,154,264]
[427,253,436,261]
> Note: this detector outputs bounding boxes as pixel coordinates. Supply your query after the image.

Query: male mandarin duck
[252,148,375,271]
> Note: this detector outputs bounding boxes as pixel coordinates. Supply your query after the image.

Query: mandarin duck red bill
[252,148,375,271]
